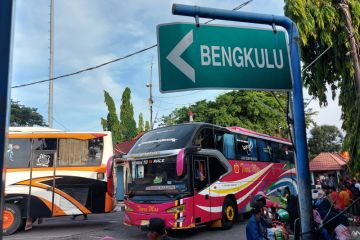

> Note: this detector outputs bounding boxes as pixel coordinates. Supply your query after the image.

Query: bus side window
[58,138,103,166]
[193,156,208,192]
[214,130,224,153]
[32,138,57,168]
[257,139,272,162]
[194,128,215,149]
[236,135,257,161]
[287,146,295,163]
[222,133,235,159]
[271,142,281,163]
[208,157,227,184]
[271,143,295,163]
[33,138,57,150]
[7,139,31,168]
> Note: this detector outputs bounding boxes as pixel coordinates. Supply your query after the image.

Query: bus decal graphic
[36,153,51,167]
[15,177,92,215]
[279,168,296,177]
[236,172,270,205]
[207,163,273,196]
[196,172,269,213]
[196,205,223,213]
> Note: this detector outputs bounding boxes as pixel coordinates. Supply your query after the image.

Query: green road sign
[157,23,293,93]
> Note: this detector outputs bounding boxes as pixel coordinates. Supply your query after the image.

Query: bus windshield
[129,124,197,154]
[127,156,189,200]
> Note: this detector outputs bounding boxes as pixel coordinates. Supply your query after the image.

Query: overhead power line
[12,0,254,89]
[204,0,254,24]
[12,44,157,89]
[302,45,332,73]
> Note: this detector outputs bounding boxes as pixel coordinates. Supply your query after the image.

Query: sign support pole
[172,4,314,239]
[0,0,14,238]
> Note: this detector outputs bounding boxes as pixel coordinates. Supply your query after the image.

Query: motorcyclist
[246,200,267,240]
[247,194,281,239]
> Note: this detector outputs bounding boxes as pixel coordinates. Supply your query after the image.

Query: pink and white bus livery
[122,123,296,230]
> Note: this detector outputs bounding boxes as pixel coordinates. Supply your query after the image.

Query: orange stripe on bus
[17,178,92,215]
[105,192,115,213]
[6,165,106,173]
[36,196,66,216]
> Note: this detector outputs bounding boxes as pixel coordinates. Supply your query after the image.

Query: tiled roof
[310,152,348,171]
[114,132,144,155]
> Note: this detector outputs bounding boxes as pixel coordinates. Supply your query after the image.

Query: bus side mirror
[177,146,201,176]
[176,148,185,176]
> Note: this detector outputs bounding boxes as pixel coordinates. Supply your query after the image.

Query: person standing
[331,187,343,210]
[339,185,351,208]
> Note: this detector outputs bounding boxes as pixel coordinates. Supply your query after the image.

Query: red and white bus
[3,127,116,235]
[122,123,296,229]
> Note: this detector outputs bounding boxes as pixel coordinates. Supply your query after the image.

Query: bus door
[53,138,91,216]
[192,155,211,224]
[29,138,58,218]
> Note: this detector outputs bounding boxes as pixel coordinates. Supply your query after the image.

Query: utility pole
[48,0,54,128]
[339,0,360,99]
[146,58,153,130]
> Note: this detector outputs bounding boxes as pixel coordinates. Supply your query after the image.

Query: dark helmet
[250,194,266,209]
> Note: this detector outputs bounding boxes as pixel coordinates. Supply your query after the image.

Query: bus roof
[9,127,109,140]
[10,127,63,132]
[227,126,292,145]
[147,123,292,145]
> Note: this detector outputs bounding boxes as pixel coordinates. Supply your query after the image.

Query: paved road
[4,212,248,240]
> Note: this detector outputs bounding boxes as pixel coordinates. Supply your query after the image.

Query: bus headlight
[125,205,134,212]
[166,205,185,213]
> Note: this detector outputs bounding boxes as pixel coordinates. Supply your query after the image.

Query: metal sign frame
[171,4,314,239]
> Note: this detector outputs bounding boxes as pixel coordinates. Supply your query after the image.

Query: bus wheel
[3,203,22,236]
[221,197,237,230]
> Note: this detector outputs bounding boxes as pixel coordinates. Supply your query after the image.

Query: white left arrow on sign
[166,30,195,83]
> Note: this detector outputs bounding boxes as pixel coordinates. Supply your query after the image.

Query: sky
[11,0,343,135]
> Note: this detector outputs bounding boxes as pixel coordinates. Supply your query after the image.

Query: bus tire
[221,197,237,230]
[3,203,22,236]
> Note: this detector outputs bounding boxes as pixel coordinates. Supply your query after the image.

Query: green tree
[120,87,137,141]
[101,91,121,143]
[304,99,318,130]
[10,100,47,127]
[308,125,343,159]
[284,0,360,173]
[145,121,150,131]
[161,91,290,138]
[138,113,144,133]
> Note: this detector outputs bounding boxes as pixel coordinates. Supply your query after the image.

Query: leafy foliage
[308,125,344,159]
[145,121,150,131]
[161,91,290,138]
[101,91,121,143]
[284,0,360,173]
[138,113,144,133]
[10,100,47,127]
[119,87,137,141]
[304,99,319,130]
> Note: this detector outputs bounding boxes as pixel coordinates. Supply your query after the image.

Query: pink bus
[122,123,296,230]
